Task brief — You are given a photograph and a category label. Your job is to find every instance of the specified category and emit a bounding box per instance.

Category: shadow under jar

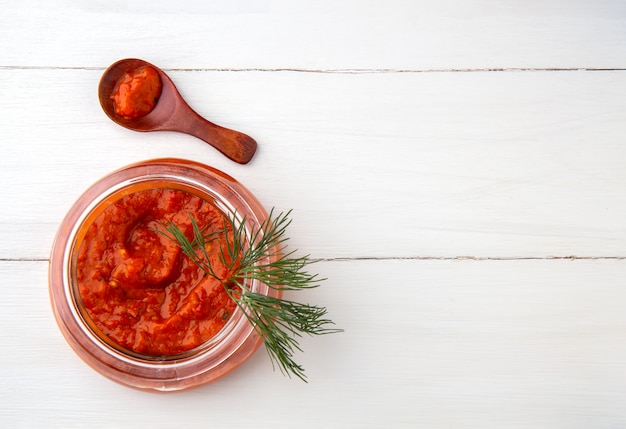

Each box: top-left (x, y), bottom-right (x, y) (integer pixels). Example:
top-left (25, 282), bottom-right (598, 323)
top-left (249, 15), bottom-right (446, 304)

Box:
top-left (49, 158), bottom-right (280, 392)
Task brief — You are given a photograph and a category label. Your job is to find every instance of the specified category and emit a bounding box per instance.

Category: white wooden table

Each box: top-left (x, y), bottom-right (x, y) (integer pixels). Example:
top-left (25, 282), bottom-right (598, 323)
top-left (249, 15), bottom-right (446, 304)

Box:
top-left (2, 1), bottom-right (626, 427)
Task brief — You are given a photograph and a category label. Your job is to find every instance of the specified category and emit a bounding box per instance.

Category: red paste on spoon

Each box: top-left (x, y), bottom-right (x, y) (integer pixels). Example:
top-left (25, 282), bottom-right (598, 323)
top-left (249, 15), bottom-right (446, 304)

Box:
top-left (111, 65), bottom-right (162, 119)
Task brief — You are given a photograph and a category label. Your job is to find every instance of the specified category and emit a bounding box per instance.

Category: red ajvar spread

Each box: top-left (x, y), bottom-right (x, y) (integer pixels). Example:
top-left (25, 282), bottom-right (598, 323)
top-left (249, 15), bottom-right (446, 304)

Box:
top-left (111, 66), bottom-right (162, 119)
top-left (77, 188), bottom-right (237, 356)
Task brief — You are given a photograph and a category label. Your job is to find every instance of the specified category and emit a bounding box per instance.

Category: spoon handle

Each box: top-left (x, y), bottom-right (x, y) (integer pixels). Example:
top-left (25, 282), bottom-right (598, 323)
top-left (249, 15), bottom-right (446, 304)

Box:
top-left (175, 106), bottom-right (257, 164)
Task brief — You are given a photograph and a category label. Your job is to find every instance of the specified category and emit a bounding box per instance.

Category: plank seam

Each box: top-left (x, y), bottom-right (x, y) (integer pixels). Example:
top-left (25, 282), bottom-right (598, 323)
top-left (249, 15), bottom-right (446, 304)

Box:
top-left (316, 256), bottom-right (626, 261)
top-left (0, 66), bottom-right (625, 74)
top-left (3, 256), bottom-right (626, 263)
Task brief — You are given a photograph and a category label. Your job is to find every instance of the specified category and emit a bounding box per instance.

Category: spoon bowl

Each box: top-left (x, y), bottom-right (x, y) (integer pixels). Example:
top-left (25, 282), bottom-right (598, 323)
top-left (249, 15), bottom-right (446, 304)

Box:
top-left (98, 58), bottom-right (257, 164)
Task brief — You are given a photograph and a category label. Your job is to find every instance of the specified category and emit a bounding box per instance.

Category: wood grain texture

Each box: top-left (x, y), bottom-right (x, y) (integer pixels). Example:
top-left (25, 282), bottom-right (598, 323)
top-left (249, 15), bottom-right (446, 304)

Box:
top-left (1, 259), bottom-right (625, 427)
top-left (1, 0), bottom-right (625, 70)
top-left (2, 68), bottom-right (626, 260)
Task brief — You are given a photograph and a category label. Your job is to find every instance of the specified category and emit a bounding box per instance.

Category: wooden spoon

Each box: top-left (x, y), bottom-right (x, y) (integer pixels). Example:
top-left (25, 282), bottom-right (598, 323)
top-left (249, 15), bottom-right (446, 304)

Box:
top-left (98, 58), bottom-right (257, 164)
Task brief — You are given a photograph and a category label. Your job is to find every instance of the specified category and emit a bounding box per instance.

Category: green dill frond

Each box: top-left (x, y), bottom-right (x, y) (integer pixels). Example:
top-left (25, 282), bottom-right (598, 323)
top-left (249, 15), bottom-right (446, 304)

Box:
top-left (160, 208), bottom-right (342, 382)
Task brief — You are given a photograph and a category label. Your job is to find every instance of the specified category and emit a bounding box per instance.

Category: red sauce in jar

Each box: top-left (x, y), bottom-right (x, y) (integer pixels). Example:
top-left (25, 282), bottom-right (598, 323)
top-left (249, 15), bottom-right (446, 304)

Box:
top-left (110, 66), bottom-right (162, 119)
top-left (77, 188), bottom-right (237, 356)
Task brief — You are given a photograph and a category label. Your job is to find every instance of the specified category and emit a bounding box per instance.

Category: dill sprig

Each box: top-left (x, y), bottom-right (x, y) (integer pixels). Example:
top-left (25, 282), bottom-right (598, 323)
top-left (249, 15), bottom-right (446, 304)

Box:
top-left (160, 208), bottom-right (341, 382)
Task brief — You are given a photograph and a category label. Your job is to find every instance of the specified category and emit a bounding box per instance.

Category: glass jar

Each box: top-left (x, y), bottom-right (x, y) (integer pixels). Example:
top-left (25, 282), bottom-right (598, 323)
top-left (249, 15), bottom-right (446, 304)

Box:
top-left (49, 158), bottom-right (279, 392)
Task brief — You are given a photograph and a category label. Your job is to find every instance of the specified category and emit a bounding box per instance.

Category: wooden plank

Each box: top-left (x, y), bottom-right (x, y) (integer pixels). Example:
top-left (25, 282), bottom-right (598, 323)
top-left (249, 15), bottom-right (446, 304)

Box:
top-left (1, 0), bottom-right (625, 70)
top-left (2, 68), bottom-right (626, 259)
top-left (3, 258), bottom-right (625, 427)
